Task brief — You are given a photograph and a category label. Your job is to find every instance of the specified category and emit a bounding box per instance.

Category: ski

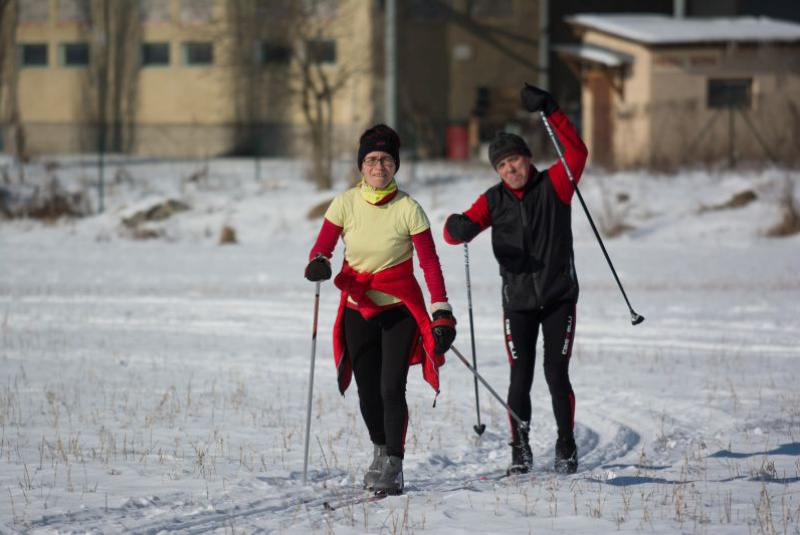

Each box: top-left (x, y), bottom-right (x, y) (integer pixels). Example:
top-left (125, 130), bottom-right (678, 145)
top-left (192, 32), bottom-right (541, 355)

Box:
top-left (322, 492), bottom-right (388, 511)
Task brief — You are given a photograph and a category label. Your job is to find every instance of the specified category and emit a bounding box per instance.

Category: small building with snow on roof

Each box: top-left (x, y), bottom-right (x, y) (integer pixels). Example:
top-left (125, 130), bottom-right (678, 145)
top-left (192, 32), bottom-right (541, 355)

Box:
top-left (555, 14), bottom-right (800, 170)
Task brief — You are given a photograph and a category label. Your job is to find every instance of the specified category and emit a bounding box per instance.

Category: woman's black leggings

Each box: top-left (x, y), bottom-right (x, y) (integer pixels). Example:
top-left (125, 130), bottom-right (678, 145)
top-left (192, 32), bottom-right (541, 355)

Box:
top-left (344, 306), bottom-right (418, 459)
top-left (503, 299), bottom-right (577, 443)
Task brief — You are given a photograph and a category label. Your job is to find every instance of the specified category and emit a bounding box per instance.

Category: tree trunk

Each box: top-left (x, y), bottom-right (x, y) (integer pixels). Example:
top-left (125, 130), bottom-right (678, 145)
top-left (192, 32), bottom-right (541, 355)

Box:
top-left (0, 0), bottom-right (25, 177)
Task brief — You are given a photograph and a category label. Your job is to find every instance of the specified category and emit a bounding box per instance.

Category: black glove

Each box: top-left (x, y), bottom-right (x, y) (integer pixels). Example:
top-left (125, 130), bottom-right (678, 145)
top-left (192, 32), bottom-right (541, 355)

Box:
top-left (445, 214), bottom-right (482, 243)
top-left (431, 309), bottom-right (457, 354)
top-left (520, 83), bottom-right (558, 116)
top-left (304, 254), bottom-right (331, 281)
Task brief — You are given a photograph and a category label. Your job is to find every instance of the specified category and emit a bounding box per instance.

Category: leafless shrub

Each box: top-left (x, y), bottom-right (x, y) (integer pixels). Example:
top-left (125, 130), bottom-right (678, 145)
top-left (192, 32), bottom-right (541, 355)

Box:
top-left (121, 199), bottom-right (190, 228)
top-left (218, 225), bottom-right (237, 245)
top-left (130, 228), bottom-right (163, 240)
top-left (765, 176), bottom-right (800, 237)
top-left (0, 177), bottom-right (91, 220)
top-left (698, 190), bottom-right (757, 214)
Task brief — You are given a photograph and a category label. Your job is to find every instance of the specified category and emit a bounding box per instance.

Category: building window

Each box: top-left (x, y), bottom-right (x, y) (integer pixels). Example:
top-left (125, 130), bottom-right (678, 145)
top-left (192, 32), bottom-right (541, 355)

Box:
top-left (470, 0), bottom-right (512, 18)
top-left (180, 0), bottom-right (213, 23)
top-left (57, 0), bottom-right (89, 23)
top-left (310, 0), bottom-right (337, 19)
top-left (707, 79), bottom-right (752, 109)
top-left (19, 44), bottom-right (48, 67)
top-left (61, 43), bottom-right (89, 66)
top-left (254, 0), bottom-right (290, 21)
top-left (18, 0), bottom-right (49, 23)
top-left (183, 42), bottom-right (213, 66)
top-left (141, 42), bottom-right (170, 66)
top-left (306, 39), bottom-right (336, 64)
top-left (140, 0), bottom-right (171, 22)
top-left (260, 41), bottom-right (291, 66)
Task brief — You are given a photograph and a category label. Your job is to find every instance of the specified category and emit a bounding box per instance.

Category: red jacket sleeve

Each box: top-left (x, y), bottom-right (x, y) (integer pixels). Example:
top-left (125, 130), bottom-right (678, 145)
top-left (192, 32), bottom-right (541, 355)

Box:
top-left (545, 109), bottom-right (588, 205)
top-left (411, 228), bottom-right (448, 304)
top-left (308, 218), bottom-right (342, 260)
top-left (443, 194), bottom-right (491, 244)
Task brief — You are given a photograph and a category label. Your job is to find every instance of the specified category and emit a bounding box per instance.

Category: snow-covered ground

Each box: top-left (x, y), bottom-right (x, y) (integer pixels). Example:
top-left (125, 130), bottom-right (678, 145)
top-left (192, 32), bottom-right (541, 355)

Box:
top-left (1, 155), bottom-right (799, 534)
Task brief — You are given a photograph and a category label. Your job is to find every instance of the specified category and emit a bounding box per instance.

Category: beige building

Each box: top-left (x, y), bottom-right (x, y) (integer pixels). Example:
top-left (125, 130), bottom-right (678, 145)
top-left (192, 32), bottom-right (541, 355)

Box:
top-left (555, 14), bottom-right (800, 170)
top-left (1, 0), bottom-right (378, 158)
top-left (0, 0), bottom-right (545, 161)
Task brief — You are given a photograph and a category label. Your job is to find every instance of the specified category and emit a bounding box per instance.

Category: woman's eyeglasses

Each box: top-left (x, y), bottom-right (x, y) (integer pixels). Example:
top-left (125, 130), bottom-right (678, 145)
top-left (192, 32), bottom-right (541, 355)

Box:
top-left (363, 156), bottom-right (395, 167)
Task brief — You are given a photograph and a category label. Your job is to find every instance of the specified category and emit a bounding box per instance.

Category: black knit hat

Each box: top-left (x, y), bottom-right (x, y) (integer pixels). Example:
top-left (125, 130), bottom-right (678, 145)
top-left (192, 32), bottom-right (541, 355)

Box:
top-left (358, 124), bottom-right (401, 172)
top-left (488, 131), bottom-right (531, 168)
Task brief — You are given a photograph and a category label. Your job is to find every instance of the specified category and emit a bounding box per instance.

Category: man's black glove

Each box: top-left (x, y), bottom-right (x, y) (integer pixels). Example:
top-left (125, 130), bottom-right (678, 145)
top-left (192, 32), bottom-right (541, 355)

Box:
top-left (520, 83), bottom-right (559, 116)
top-left (431, 309), bottom-right (457, 354)
top-left (304, 254), bottom-right (331, 282)
top-left (445, 213), bottom-right (482, 243)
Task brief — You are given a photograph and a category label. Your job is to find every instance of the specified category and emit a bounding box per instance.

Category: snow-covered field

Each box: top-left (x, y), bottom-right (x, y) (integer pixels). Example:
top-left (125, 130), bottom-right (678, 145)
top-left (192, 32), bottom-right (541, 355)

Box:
top-left (1, 155), bottom-right (799, 534)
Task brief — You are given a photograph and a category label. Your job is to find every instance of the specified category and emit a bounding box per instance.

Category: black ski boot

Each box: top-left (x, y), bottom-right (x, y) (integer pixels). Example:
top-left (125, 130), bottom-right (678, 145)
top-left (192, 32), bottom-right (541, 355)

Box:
top-left (507, 428), bottom-right (533, 475)
top-left (373, 455), bottom-right (404, 495)
top-left (363, 444), bottom-right (387, 490)
top-left (554, 432), bottom-right (578, 474)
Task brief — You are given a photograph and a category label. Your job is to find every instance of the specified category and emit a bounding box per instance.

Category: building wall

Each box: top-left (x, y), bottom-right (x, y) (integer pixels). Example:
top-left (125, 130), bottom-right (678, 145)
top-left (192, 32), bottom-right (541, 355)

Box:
top-left (8, 0), bottom-right (377, 158)
top-left (577, 31), bottom-right (653, 168)
top-left (645, 43), bottom-right (800, 168)
top-left (578, 31), bottom-right (800, 169)
top-left (398, 0), bottom-right (543, 156)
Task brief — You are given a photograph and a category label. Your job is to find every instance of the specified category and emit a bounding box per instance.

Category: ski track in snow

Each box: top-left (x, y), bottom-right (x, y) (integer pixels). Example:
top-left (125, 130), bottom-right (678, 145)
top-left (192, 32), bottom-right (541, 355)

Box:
top-left (15, 415), bottom-right (643, 533)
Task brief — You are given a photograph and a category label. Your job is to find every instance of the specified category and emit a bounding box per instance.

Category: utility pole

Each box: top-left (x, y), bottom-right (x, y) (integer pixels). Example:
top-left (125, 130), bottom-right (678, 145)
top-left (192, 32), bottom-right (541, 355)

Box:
top-left (538, 0), bottom-right (549, 90)
top-left (384, 0), bottom-right (397, 128)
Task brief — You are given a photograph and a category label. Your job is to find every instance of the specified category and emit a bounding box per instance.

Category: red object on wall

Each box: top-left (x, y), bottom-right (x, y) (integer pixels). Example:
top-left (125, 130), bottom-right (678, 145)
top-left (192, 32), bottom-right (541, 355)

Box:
top-left (446, 125), bottom-right (469, 160)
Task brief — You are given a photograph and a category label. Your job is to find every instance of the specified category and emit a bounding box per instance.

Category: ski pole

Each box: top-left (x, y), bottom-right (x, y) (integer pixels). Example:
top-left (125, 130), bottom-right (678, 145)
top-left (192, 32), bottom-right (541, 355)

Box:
top-left (539, 111), bottom-right (644, 326)
top-left (450, 344), bottom-right (528, 432)
top-left (463, 244), bottom-right (486, 435)
top-left (302, 281), bottom-right (321, 485)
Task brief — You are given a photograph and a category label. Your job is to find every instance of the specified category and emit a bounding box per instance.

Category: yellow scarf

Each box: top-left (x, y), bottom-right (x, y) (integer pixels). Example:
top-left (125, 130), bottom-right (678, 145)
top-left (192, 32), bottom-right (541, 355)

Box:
top-left (359, 179), bottom-right (397, 205)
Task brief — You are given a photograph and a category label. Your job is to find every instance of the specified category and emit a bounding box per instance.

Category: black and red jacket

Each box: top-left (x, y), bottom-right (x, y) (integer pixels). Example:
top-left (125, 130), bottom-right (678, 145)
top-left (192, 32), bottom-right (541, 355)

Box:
top-left (445, 110), bottom-right (588, 311)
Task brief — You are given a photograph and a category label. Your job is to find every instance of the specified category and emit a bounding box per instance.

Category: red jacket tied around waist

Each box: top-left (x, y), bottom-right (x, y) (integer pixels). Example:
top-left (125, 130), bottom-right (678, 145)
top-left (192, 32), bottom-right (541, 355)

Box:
top-left (332, 258), bottom-right (444, 395)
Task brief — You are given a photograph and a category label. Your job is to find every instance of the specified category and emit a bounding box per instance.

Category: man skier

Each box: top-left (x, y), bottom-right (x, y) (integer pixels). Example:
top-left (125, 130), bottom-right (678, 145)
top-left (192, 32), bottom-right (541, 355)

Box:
top-left (443, 84), bottom-right (588, 475)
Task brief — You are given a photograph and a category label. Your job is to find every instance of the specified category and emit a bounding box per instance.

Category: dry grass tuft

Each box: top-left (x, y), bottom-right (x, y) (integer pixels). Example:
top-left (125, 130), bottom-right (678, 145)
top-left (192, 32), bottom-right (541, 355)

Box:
top-left (766, 177), bottom-right (800, 238)
top-left (219, 225), bottom-right (238, 245)
top-left (698, 190), bottom-right (757, 213)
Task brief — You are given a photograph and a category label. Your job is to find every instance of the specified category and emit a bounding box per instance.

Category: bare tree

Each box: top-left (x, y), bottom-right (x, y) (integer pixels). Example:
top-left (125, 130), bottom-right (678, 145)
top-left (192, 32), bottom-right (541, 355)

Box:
top-left (226, 0), bottom-right (373, 190)
top-left (225, 0), bottom-right (284, 156)
top-left (86, 0), bottom-right (141, 154)
top-left (0, 0), bottom-right (27, 174)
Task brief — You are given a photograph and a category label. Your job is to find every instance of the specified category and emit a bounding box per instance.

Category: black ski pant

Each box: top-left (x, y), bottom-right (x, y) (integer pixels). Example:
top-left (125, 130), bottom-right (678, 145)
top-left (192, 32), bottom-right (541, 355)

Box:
top-left (503, 298), bottom-right (577, 444)
top-left (344, 305), bottom-right (418, 459)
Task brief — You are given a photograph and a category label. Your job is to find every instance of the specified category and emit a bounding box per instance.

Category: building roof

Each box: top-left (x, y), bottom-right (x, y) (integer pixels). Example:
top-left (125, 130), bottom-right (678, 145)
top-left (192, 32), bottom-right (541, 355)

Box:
top-left (566, 14), bottom-right (800, 45)
top-left (552, 43), bottom-right (633, 68)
